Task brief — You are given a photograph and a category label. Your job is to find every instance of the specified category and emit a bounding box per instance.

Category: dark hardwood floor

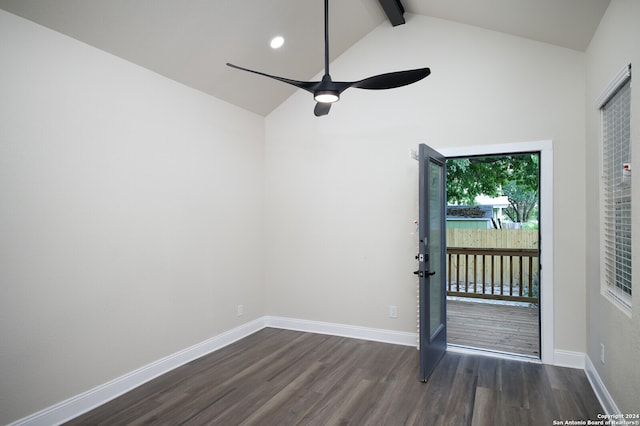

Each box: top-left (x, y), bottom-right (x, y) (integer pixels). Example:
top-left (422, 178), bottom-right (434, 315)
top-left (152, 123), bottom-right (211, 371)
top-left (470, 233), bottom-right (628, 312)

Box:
top-left (66, 328), bottom-right (602, 425)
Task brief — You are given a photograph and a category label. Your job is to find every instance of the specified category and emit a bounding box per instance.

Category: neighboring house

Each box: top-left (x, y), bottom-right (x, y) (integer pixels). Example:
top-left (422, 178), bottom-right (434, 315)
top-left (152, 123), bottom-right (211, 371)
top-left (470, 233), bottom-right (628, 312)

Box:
top-left (446, 205), bottom-right (495, 229)
top-left (475, 194), bottom-right (511, 224)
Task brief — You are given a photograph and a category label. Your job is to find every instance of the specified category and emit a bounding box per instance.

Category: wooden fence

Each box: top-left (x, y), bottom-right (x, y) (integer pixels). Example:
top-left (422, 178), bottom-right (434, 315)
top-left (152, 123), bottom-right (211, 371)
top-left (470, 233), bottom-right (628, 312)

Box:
top-left (447, 228), bottom-right (538, 249)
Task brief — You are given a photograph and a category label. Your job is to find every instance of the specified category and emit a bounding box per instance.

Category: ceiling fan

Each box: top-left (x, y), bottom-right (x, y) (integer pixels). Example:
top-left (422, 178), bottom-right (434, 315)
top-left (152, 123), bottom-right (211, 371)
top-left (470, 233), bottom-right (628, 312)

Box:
top-left (227, 0), bottom-right (431, 116)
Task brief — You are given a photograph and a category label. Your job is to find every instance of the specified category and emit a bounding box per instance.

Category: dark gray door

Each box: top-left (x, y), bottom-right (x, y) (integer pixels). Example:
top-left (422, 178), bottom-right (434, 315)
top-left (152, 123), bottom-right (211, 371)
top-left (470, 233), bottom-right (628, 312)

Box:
top-left (417, 143), bottom-right (447, 382)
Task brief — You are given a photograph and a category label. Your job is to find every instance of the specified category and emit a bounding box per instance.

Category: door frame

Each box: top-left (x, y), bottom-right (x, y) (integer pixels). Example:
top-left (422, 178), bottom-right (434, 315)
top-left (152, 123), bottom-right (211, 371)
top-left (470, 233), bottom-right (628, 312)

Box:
top-left (437, 139), bottom-right (554, 364)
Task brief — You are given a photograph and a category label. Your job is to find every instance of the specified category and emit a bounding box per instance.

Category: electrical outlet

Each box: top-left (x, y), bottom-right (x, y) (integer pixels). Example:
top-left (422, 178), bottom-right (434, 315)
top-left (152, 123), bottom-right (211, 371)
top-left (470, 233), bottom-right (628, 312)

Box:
top-left (237, 304), bottom-right (244, 317)
top-left (389, 305), bottom-right (398, 318)
top-left (600, 343), bottom-right (605, 364)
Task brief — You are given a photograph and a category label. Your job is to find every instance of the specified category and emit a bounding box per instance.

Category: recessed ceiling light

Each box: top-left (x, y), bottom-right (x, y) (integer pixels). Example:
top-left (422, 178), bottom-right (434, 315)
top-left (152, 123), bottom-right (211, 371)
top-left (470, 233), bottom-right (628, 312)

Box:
top-left (270, 36), bottom-right (284, 49)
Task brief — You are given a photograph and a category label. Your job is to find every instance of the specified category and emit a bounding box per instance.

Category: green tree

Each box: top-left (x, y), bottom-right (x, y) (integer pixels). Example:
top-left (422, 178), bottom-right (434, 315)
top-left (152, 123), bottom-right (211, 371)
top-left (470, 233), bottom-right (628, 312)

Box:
top-left (446, 153), bottom-right (539, 222)
top-left (446, 158), bottom-right (503, 204)
top-left (502, 180), bottom-right (538, 223)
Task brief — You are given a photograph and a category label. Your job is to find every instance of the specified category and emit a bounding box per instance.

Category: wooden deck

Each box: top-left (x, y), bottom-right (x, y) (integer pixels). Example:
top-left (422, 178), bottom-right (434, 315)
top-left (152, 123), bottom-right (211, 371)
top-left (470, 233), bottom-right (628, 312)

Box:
top-left (447, 298), bottom-right (540, 357)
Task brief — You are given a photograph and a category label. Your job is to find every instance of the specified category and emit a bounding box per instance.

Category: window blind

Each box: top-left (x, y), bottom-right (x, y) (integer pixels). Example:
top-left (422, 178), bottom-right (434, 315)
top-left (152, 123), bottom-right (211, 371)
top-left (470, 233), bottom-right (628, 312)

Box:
top-left (601, 74), bottom-right (632, 307)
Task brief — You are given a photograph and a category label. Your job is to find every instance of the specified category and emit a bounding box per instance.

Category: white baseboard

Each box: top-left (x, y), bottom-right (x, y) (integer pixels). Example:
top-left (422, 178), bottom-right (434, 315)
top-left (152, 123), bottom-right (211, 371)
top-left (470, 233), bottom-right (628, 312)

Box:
top-left (264, 316), bottom-right (418, 347)
top-left (553, 349), bottom-right (585, 369)
top-left (585, 355), bottom-right (621, 415)
top-left (9, 318), bottom-right (266, 426)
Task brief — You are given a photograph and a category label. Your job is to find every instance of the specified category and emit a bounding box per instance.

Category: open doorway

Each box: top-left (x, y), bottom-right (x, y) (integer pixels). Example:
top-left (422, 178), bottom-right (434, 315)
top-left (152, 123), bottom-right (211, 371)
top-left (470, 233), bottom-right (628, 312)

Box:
top-left (444, 152), bottom-right (541, 358)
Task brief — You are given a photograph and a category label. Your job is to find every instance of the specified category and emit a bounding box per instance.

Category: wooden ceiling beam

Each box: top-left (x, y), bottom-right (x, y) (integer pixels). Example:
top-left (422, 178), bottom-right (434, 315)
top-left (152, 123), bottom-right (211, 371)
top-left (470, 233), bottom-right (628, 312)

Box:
top-left (378, 0), bottom-right (405, 26)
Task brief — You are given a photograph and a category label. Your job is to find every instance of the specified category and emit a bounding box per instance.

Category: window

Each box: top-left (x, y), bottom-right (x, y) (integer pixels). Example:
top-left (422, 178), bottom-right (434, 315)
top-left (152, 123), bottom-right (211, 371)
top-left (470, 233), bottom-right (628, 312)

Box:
top-left (599, 64), bottom-right (632, 311)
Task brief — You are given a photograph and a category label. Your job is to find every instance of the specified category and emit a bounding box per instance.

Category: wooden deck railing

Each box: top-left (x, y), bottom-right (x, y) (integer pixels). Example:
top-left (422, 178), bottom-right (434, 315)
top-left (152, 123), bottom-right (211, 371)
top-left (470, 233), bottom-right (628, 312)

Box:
top-left (447, 247), bottom-right (539, 303)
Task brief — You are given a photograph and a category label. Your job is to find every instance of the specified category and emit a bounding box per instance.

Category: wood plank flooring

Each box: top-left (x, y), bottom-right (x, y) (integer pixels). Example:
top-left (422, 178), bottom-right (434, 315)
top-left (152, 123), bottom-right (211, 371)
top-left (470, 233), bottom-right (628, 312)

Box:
top-left (448, 299), bottom-right (539, 357)
top-left (66, 328), bottom-right (602, 426)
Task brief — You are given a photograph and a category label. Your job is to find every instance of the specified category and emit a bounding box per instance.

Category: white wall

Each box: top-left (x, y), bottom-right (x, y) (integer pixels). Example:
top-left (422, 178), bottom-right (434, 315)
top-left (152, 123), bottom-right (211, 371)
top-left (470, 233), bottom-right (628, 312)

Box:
top-left (0, 10), bottom-right (265, 424)
top-left (585, 0), bottom-right (640, 413)
top-left (265, 15), bottom-right (587, 354)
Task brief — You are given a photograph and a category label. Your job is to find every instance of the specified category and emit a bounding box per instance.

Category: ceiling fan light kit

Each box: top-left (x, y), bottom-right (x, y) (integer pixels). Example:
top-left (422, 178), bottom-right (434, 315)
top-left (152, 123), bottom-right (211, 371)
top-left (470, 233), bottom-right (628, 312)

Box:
top-left (314, 91), bottom-right (340, 103)
top-left (227, 0), bottom-right (430, 116)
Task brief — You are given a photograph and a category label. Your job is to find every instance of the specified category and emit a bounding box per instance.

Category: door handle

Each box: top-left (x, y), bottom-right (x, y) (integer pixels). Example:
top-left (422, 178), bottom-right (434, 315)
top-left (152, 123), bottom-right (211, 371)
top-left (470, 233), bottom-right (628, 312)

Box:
top-left (413, 270), bottom-right (436, 277)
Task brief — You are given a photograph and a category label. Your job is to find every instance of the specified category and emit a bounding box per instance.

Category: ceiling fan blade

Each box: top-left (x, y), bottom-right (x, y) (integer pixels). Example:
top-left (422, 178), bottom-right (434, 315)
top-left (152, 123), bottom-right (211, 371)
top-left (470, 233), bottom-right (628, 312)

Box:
top-left (226, 63), bottom-right (319, 93)
top-left (314, 102), bottom-right (332, 117)
top-left (351, 68), bottom-right (431, 90)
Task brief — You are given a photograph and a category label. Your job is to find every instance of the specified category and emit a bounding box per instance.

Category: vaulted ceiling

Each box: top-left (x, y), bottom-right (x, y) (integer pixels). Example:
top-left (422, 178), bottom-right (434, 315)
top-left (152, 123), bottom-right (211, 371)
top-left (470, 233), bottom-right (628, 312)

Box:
top-left (0, 0), bottom-right (610, 116)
